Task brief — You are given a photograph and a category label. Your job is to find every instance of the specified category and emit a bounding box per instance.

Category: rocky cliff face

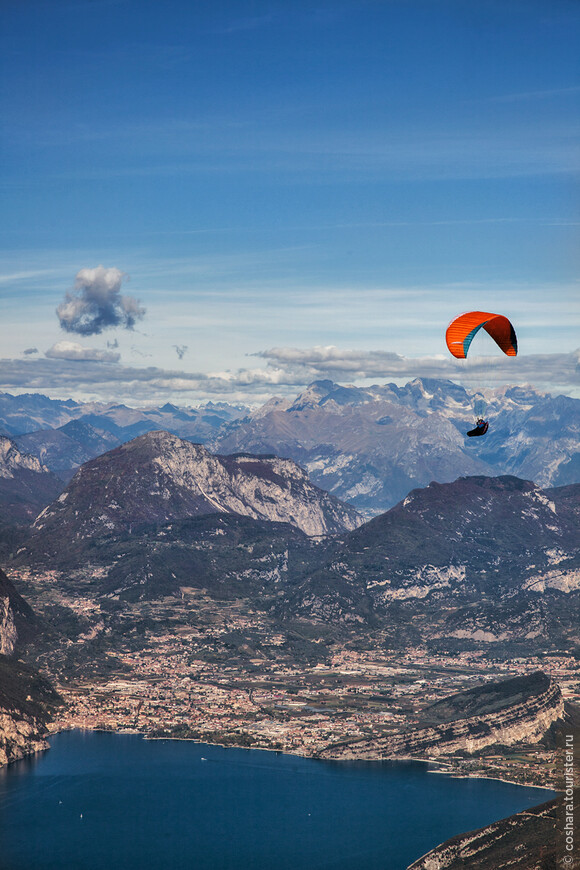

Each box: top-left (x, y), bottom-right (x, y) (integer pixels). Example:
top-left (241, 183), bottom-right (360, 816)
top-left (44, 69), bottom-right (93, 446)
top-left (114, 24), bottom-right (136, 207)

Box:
top-left (0, 436), bottom-right (47, 476)
top-left (0, 595), bottom-right (17, 656)
top-left (29, 431), bottom-right (361, 558)
top-left (0, 656), bottom-right (62, 766)
top-left (0, 568), bottom-right (59, 767)
top-left (0, 703), bottom-right (50, 766)
top-left (319, 673), bottom-right (563, 761)
top-left (0, 567), bottom-right (37, 655)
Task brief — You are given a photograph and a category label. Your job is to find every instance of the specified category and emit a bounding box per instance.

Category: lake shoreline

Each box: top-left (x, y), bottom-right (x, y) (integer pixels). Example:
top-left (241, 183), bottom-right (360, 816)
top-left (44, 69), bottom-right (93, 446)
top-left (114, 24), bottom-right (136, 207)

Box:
top-left (44, 723), bottom-right (560, 794)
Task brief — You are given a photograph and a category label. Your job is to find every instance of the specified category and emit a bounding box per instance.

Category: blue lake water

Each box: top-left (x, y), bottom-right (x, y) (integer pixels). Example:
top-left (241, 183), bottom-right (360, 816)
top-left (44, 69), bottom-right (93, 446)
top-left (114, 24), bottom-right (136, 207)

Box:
top-left (0, 730), bottom-right (555, 870)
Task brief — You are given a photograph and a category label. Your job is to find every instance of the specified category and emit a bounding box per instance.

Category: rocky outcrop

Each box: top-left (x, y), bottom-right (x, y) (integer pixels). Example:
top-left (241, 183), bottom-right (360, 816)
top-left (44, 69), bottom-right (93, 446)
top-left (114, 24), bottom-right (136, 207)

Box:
top-left (0, 708), bottom-right (50, 766)
top-left (0, 595), bottom-right (17, 655)
top-left (0, 567), bottom-right (37, 654)
top-left (0, 656), bottom-right (62, 767)
top-left (0, 568), bottom-right (57, 767)
top-left (319, 673), bottom-right (563, 760)
top-left (0, 436), bottom-right (48, 476)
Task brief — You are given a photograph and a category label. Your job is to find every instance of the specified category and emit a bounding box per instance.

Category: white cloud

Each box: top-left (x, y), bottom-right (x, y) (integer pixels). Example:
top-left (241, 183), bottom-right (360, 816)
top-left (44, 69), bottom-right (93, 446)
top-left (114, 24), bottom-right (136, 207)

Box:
top-left (45, 340), bottom-right (121, 362)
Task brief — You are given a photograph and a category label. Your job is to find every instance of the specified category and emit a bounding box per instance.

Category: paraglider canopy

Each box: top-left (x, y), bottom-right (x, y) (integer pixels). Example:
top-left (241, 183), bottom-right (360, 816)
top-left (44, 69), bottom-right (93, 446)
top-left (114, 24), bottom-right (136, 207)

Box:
top-left (445, 311), bottom-right (517, 360)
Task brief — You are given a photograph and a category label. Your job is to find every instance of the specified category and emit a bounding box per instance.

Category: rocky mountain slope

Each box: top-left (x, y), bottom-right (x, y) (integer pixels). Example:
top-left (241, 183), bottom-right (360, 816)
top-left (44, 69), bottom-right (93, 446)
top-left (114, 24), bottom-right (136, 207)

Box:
top-left (15, 468), bottom-right (580, 655)
top-left (406, 791), bottom-right (573, 870)
top-left (0, 436), bottom-right (63, 525)
top-left (28, 431), bottom-right (361, 559)
top-left (278, 476), bottom-right (580, 632)
top-left (212, 379), bottom-right (580, 514)
top-left (0, 656), bottom-right (62, 766)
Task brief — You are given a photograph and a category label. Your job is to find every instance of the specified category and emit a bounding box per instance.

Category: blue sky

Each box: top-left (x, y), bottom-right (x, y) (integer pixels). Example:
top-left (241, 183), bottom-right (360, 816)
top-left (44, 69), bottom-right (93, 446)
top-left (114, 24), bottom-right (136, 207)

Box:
top-left (1, 0), bottom-right (578, 405)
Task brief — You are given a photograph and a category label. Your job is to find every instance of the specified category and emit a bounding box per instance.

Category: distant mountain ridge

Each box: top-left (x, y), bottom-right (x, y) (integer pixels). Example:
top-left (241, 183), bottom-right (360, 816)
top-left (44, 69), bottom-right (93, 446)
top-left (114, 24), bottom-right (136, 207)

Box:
top-left (0, 391), bottom-right (246, 482)
top-left (212, 379), bottom-right (580, 514)
top-left (0, 391), bottom-right (246, 437)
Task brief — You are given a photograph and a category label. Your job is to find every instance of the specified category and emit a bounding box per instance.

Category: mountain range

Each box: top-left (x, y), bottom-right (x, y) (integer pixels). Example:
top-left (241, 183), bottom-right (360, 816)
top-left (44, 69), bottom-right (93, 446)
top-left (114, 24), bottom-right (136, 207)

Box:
top-left (1, 383), bottom-right (577, 869)
top-left (211, 379), bottom-right (580, 514)
top-left (2, 379), bottom-right (578, 516)
top-left (0, 391), bottom-right (245, 483)
top-left (12, 429), bottom-right (580, 656)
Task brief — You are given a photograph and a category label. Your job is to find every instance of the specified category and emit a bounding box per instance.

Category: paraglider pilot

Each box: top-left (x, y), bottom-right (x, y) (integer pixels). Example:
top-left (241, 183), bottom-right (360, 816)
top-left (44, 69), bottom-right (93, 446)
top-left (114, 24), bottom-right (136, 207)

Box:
top-left (467, 418), bottom-right (489, 437)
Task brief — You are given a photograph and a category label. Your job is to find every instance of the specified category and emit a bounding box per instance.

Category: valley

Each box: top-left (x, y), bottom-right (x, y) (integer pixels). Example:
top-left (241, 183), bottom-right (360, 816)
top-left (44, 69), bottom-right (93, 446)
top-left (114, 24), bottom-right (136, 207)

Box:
top-left (8, 555), bottom-right (579, 790)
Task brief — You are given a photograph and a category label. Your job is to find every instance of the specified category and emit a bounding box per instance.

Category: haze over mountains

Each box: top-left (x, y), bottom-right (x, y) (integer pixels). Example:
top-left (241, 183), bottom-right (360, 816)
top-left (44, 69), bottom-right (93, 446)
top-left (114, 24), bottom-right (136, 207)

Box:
top-left (0, 392), bottom-right (245, 483)
top-left (1, 378), bottom-right (579, 517)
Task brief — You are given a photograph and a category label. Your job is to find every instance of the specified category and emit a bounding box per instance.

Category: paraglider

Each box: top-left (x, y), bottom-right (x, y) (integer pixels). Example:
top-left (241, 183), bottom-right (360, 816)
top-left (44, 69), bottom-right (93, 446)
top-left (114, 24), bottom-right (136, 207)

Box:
top-left (445, 311), bottom-right (518, 437)
top-left (445, 311), bottom-right (517, 360)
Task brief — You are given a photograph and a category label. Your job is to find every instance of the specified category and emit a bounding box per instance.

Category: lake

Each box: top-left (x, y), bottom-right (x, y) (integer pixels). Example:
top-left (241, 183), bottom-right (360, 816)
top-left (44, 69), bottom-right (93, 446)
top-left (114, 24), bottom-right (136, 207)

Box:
top-left (0, 731), bottom-right (555, 870)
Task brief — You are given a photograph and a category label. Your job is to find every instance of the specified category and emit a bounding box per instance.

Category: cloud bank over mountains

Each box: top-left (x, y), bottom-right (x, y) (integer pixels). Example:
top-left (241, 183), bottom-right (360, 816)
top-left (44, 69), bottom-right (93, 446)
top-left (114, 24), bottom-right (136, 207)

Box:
top-left (1, 344), bottom-right (578, 405)
top-left (255, 346), bottom-right (580, 388)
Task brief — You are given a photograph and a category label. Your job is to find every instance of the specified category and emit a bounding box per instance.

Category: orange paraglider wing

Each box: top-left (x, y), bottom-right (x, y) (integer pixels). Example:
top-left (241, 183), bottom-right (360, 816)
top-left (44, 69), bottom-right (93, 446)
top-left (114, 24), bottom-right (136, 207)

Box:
top-left (445, 311), bottom-right (518, 360)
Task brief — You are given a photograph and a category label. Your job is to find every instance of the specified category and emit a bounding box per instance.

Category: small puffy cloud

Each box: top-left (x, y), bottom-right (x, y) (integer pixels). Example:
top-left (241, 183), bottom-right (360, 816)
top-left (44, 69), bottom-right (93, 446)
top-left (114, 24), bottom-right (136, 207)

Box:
top-left (22, 347), bottom-right (38, 355)
top-left (56, 265), bottom-right (146, 336)
top-left (45, 340), bottom-right (121, 362)
top-left (173, 345), bottom-right (188, 360)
